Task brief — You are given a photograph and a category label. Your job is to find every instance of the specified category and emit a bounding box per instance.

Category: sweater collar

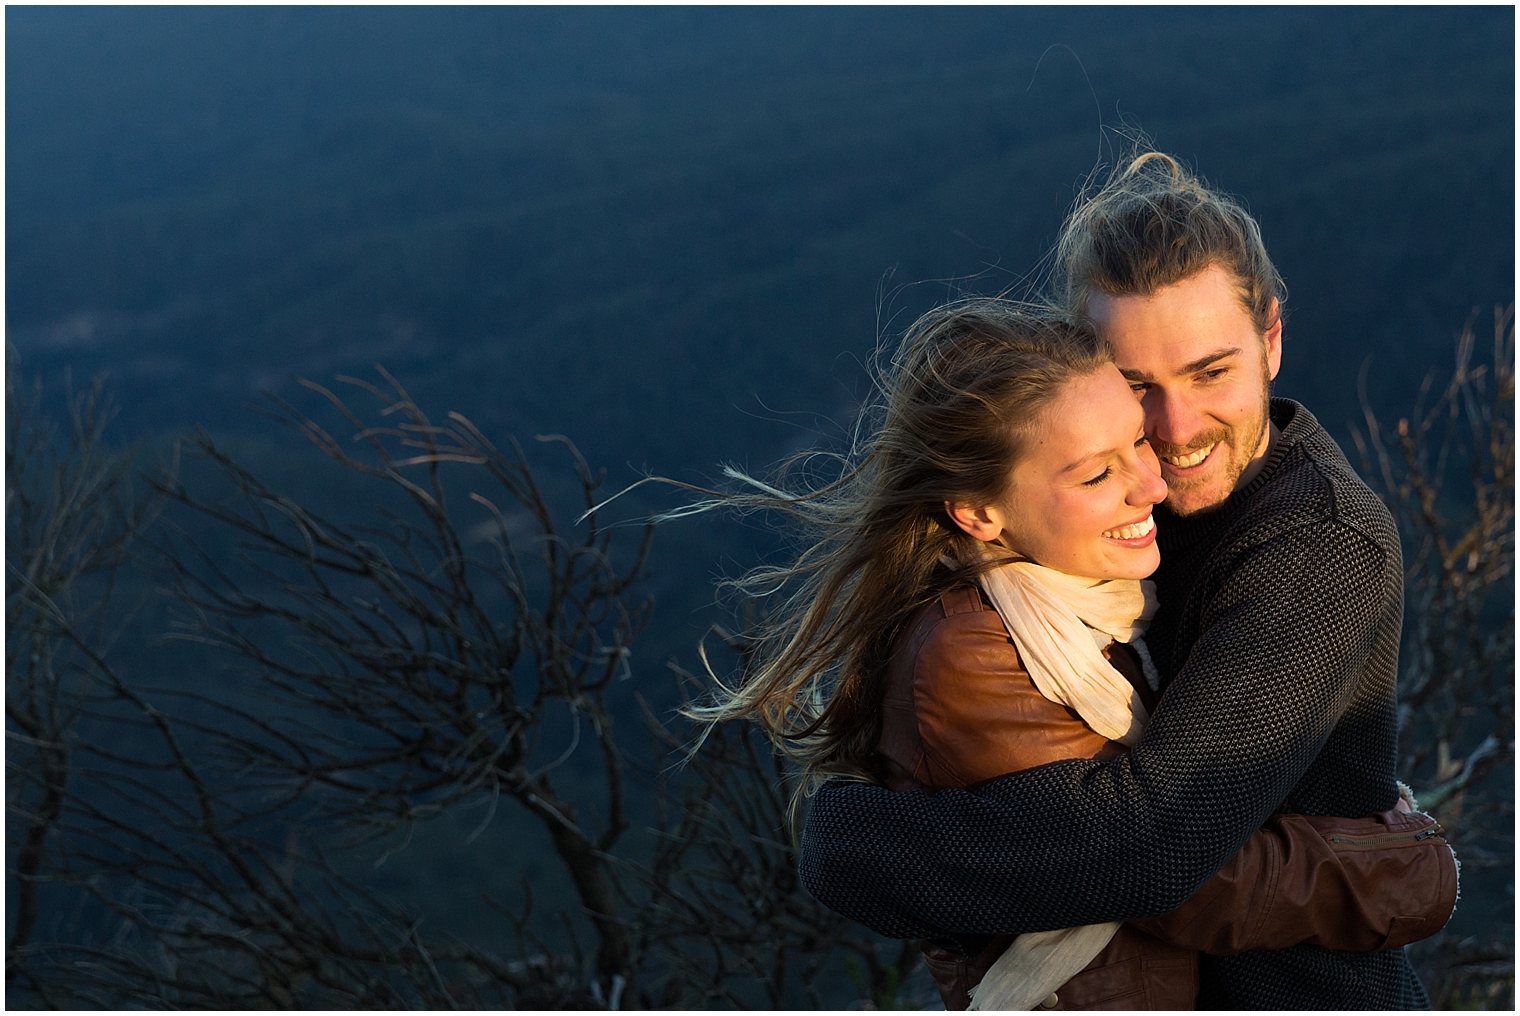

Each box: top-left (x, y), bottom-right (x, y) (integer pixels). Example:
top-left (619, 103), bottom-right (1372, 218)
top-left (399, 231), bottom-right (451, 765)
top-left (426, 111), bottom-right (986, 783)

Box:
top-left (1155, 398), bottom-right (1312, 546)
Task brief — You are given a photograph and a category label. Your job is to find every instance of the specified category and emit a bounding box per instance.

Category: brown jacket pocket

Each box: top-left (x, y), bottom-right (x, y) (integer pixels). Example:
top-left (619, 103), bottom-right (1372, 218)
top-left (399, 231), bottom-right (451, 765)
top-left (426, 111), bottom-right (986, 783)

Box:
top-left (1131, 808), bottom-right (1457, 954)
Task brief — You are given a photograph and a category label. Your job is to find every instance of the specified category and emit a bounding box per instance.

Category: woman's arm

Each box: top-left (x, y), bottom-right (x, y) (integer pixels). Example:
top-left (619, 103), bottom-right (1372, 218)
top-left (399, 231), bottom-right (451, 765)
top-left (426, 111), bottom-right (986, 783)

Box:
top-left (1131, 807), bottom-right (1457, 954)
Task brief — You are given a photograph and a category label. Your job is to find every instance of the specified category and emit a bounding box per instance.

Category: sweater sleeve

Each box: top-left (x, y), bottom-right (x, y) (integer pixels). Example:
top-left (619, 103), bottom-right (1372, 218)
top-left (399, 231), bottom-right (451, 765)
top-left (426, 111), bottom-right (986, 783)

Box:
top-left (798, 521), bottom-right (1391, 943)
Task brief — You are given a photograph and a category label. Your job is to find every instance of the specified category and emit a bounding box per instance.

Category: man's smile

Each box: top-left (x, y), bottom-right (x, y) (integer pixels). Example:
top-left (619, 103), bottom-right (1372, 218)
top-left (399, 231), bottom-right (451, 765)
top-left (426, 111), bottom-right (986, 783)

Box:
top-left (1158, 442), bottom-right (1218, 471)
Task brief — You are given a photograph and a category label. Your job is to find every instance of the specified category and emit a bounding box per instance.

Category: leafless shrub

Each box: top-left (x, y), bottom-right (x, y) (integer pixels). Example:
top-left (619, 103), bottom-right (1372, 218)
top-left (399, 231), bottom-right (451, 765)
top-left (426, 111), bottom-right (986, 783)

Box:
top-left (15, 304), bottom-right (1512, 1009)
top-left (1353, 304), bottom-right (1515, 1010)
top-left (6, 371), bottom-right (161, 988)
top-left (142, 368), bottom-right (653, 1004)
top-left (7, 366), bottom-right (917, 1009)
top-left (628, 622), bottom-right (925, 1009)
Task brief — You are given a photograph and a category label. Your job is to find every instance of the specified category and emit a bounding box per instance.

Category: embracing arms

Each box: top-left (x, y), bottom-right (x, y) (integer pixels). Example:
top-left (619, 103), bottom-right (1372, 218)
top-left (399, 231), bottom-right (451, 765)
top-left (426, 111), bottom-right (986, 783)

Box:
top-left (800, 522), bottom-right (1408, 943)
top-left (880, 579), bottom-right (1456, 960)
top-left (1137, 806), bottom-right (1455, 954)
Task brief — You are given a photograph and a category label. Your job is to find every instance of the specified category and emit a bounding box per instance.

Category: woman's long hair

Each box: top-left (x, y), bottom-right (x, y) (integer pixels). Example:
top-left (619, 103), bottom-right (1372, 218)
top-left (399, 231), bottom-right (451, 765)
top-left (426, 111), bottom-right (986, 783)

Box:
top-left (689, 299), bottom-right (1111, 797)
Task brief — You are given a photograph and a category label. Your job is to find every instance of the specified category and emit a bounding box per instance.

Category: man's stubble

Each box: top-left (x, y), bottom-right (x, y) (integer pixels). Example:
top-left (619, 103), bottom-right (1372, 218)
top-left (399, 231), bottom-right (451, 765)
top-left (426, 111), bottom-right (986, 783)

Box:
top-left (1155, 349), bottom-right (1273, 517)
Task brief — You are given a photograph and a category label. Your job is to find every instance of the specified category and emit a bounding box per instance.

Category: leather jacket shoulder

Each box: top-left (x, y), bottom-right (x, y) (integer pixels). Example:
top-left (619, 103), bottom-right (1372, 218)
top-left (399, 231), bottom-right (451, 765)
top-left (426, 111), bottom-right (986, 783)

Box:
top-left (879, 586), bottom-right (1120, 791)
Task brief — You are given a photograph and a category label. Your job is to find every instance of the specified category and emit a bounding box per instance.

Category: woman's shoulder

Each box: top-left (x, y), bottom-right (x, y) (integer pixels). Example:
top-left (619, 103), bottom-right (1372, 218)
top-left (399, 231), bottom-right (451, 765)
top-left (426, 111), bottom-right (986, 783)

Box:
top-left (880, 585), bottom-right (1021, 789)
top-left (896, 585), bottom-right (1011, 659)
top-left (886, 585), bottom-right (1021, 699)
top-left (884, 583), bottom-right (1118, 789)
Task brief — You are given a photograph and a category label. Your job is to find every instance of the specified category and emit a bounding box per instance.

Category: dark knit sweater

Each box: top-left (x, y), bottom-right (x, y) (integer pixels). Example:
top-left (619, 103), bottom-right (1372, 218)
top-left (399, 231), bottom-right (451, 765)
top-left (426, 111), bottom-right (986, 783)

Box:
top-left (799, 399), bottom-right (1428, 1009)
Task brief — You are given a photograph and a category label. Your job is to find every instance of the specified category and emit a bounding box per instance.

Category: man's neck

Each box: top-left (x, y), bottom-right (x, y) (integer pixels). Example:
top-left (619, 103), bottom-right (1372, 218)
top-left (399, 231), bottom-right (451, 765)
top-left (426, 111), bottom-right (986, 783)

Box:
top-left (1234, 419), bottom-right (1281, 494)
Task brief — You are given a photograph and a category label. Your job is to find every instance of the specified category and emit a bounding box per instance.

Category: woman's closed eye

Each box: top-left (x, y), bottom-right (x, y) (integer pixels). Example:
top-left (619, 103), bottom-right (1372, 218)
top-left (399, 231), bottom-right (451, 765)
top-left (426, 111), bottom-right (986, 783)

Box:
top-left (1082, 467), bottom-right (1112, 487)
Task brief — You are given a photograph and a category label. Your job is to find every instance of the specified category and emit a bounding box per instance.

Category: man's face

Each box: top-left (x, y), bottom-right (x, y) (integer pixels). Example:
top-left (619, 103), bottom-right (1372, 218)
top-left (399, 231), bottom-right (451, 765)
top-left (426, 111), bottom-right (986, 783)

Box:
top-left (1086, 265), bottom-right (1282, 516)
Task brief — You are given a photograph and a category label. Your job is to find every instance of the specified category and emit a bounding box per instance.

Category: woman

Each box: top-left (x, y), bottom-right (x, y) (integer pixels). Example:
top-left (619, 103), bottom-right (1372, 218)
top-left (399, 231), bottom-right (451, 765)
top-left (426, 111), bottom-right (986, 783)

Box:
top-left (693, 299), bottom-right (1455, 1009)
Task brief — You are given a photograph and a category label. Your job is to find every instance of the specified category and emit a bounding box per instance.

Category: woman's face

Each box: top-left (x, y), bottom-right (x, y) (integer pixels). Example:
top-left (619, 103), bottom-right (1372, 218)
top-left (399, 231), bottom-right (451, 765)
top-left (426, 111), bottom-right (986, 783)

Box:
top-left (952, 364), bottom-right (1168, 580)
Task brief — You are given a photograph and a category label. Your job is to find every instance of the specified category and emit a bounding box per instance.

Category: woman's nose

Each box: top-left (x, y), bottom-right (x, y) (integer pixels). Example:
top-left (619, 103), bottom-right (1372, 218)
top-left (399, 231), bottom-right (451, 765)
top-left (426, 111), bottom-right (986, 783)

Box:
top-left (1128, 450), bottom-right (1168, 506)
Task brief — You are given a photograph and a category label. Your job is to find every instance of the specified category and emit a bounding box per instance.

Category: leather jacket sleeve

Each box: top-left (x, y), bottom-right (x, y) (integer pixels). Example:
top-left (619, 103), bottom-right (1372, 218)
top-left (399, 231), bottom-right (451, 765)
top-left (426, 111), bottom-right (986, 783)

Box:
top-left (1131, 807), bottom-right (1457, 954)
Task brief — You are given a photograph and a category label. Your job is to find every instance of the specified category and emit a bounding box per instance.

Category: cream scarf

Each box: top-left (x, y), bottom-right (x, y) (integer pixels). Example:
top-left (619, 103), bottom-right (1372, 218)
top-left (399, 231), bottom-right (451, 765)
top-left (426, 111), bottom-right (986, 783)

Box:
top-left (961, 550), bottom-right (1159, 1011)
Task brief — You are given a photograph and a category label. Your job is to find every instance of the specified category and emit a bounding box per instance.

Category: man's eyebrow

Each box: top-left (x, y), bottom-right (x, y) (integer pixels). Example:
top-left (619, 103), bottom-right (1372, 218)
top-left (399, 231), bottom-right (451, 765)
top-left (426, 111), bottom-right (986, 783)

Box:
top-left (1120, 347), bottom-right (1241, 382)
top-left (1179, 347), bottom-right (1242, 374)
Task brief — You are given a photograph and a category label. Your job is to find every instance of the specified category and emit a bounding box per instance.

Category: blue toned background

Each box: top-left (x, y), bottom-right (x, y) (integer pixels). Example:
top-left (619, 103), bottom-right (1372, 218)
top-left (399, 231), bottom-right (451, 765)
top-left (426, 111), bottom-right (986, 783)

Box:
top-left (9, 8), bottom-right (1512, 469)
top-left (7, 5), bottom-right (1513, 998)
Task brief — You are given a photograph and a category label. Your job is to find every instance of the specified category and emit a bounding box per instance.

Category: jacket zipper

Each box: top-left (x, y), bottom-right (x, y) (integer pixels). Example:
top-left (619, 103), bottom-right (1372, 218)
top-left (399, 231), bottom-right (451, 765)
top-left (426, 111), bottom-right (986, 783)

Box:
top-left (1326, 826), bottom-right (1443, 847)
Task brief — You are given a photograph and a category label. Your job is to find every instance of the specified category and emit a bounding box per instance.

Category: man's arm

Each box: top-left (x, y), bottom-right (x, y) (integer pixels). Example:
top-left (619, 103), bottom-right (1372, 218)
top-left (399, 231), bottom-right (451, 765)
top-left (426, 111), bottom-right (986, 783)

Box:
top-left (799, 522), bottom-right (1392, 944)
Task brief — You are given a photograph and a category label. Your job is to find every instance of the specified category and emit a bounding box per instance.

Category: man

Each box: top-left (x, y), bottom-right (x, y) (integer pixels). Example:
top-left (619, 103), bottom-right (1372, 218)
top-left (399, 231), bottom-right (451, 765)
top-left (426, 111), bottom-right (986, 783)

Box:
top-left (798, 153), bottom-right (1430, 1008)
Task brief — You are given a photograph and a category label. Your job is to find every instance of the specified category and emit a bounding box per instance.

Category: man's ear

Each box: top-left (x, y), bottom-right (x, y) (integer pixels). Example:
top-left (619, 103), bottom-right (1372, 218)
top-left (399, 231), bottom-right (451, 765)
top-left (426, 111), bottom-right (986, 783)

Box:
top-left (1263, 300), bottom-right (1284, 381)
top-left (945, 501), bottom-right (1004, 542)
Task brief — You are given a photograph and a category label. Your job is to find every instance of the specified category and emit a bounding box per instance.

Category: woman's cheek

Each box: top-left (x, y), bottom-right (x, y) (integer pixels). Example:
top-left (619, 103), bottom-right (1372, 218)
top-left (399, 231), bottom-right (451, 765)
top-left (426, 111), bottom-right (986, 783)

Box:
top-left (1063, 495), bottom-right (1109, 564)
top-left (1075, 494), bottom-right (1110, 541)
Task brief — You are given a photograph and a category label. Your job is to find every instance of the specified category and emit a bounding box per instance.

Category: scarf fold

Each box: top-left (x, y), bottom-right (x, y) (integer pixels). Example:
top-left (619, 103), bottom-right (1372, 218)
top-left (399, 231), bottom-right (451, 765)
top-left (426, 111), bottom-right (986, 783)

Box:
top-left (969, 924), bottom-right (1123, 1011)
top-left (959, 546), bottom-right (1160, 1010)
top-left (973, 552), bottom-right (1159, 746)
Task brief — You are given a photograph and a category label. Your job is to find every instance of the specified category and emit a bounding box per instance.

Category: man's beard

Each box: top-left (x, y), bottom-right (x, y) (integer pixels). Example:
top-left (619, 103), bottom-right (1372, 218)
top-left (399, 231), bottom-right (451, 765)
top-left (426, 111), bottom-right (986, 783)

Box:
top-left (1155, 386), bottom-right (1271, 517)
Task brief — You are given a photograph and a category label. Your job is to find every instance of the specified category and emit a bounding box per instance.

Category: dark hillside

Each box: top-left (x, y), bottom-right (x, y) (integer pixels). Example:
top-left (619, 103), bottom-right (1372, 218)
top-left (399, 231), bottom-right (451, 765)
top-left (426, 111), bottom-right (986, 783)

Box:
top-left (7, 7), bottom-right (1512, 475)
top-left (6, 8), bottom-right (1513, 1006)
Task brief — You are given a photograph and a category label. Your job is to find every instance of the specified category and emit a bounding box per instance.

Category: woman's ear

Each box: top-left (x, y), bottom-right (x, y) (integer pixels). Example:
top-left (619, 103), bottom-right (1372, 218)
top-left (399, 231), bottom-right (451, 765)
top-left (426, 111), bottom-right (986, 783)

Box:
top-left (945, 501), bottom-right (1005, 542)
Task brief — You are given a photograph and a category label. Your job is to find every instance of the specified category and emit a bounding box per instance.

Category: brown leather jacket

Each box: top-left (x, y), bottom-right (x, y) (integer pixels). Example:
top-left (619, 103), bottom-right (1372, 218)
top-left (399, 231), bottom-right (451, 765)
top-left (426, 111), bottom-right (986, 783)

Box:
top-left (878, 587), bottom-right (1458, 1011)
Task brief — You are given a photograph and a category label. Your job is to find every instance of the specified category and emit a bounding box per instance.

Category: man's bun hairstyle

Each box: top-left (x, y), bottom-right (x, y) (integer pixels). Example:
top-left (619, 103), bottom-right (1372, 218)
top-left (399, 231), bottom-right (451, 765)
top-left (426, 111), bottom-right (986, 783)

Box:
top-left (1056, 150), bottom-right (1286, 335)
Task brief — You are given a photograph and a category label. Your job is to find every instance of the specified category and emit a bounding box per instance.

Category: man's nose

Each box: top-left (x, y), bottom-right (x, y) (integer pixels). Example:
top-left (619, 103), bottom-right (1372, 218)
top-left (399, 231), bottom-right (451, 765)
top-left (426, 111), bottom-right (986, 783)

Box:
top-left (1143, 388), bottom-right (1204, 449)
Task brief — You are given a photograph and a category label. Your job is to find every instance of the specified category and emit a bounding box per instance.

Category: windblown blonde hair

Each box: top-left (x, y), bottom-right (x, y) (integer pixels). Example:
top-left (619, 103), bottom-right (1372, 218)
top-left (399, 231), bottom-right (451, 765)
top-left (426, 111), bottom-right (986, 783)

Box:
top-left (689, 299), bottom-right (1110, 797)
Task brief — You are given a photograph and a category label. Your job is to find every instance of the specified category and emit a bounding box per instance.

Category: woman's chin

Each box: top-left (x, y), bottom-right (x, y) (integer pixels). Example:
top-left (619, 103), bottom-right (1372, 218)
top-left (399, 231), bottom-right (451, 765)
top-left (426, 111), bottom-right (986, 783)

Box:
top-left (1090, 544), bottom-right (1161, 581)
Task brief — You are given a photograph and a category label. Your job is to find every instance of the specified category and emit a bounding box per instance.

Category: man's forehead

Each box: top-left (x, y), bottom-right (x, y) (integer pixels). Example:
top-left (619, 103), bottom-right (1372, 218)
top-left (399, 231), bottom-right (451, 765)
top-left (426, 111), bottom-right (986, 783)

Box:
top-left (1084, 266), bottom-right (1265, 362)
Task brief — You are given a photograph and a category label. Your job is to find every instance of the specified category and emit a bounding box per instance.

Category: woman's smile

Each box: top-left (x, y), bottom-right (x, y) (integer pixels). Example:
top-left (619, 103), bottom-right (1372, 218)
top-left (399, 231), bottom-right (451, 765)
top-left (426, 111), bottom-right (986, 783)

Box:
top-left (1101, 511), bottom-right (1156, 545)
top-left (982, 364), bottom-right (1168, 580)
